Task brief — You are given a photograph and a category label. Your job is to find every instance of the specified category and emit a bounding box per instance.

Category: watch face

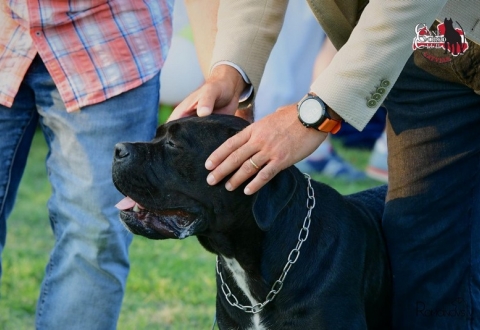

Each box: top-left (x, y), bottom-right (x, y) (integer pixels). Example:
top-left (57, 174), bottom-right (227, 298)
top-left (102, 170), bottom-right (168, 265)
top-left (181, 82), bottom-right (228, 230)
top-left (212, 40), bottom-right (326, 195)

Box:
top-left (299, 98), bottom-right (324, 125)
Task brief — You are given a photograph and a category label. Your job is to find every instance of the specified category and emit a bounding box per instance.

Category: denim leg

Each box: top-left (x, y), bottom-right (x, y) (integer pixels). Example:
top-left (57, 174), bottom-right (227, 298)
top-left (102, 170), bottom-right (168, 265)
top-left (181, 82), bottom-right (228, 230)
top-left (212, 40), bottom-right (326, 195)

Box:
top-left (383, 55), bottom-right (480, 329)
top-left (27, 60), bottom-right (159, 330)
top-left (0, 83), bottom-right (38, 278)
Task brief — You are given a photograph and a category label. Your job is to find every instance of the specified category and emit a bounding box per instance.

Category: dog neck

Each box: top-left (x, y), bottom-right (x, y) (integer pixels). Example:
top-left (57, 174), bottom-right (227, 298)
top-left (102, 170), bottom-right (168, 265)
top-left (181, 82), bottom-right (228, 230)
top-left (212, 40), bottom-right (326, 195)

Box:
top-left (198, 169), bottom-right (310, 328)
top-left (196, 208), bottom-right (274, 330)
top-left (197, 208), bottom-right (265, 279)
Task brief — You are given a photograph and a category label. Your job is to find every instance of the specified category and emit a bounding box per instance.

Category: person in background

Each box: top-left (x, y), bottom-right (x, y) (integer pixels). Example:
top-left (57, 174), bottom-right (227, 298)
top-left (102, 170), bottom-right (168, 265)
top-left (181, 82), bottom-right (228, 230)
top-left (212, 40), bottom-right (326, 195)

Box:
top-left (0, 1), bottom-right (173, 329)
top-left (173, 0), bottom-right (480, 328)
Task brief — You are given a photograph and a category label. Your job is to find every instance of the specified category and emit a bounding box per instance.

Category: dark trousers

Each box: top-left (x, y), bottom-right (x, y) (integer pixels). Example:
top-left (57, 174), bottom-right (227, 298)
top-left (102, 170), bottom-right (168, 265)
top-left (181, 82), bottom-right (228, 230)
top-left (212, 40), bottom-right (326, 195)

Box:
top-left (383, 55), bottom-right (480, 329)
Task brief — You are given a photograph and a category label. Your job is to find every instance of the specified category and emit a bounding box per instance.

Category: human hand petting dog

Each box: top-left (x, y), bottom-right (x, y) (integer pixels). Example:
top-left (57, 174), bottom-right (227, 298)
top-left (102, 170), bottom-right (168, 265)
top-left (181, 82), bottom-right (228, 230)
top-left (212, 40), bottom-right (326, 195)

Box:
top-left (169, 64), bottom-right (247, 120)
top-left (168, 64), bottom-right (328, 195)
top-left (205, 106), bottom-right (328, 195)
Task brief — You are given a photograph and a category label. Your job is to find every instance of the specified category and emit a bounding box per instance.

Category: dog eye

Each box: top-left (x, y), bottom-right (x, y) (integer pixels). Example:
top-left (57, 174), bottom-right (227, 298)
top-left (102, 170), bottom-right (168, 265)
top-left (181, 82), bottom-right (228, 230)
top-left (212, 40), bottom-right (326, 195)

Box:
top-left (165, 140), bottom-right (176, 148)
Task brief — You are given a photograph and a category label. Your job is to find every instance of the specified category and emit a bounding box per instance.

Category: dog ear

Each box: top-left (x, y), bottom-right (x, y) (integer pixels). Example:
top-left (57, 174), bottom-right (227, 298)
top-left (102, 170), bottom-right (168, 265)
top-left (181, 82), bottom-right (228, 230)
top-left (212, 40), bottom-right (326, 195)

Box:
top-left (252, 167), bottom-right (297, 231)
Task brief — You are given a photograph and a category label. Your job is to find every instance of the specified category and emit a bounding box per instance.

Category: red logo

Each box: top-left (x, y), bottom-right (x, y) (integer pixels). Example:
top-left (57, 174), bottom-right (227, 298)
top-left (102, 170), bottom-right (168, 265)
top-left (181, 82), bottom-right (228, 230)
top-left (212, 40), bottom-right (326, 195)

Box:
top-left (413, 18), bottom-right (469, 56)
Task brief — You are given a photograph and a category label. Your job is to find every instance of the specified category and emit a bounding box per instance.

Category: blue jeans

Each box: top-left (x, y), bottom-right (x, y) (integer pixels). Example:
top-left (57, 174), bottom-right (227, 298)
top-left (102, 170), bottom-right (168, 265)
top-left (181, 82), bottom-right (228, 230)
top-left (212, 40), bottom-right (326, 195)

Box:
top-left (0, 55), bottom-right (159, 329)
top-left (383, 55), bottom-right (480, 329)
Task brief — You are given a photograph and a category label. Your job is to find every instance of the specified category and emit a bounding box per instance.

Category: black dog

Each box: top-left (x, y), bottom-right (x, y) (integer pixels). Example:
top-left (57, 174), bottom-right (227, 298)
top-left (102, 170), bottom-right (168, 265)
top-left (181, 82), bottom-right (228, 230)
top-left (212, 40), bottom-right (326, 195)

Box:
top-left (112, 115), bottom-right (391, 329)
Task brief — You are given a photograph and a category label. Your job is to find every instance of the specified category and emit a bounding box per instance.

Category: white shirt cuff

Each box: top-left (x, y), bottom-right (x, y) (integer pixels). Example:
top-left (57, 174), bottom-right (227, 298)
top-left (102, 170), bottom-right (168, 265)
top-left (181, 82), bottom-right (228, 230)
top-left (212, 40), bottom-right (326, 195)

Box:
top-left (212, 61), bottom-right (254, 102)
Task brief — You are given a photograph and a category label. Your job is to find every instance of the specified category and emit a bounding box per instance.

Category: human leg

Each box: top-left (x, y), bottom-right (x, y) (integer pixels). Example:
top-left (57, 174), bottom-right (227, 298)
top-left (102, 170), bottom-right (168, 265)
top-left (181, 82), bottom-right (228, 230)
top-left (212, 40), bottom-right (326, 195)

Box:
top-left (0, 81), bottom-right (38, 277)
top-left (383, 55), bottom-right (480, 329)
top-left (26, 56), bottom-right (159, 330)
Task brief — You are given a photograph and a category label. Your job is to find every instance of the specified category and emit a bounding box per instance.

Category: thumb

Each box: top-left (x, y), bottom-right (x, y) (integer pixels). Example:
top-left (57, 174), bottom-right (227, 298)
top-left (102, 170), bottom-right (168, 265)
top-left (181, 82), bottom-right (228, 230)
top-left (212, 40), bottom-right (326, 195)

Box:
top-left (195, 85), bottom-right (223, 117)
top-left (168, 96), bottom-right (198, 122)
top-left (197, 105), bottom-right (213, 117)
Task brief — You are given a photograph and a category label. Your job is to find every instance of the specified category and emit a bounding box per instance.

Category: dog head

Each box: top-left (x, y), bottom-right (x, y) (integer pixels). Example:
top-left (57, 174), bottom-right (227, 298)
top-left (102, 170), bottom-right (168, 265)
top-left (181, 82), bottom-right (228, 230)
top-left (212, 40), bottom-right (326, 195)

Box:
top-left (112, 115), bottom-right (254, 240)
top-left (112, 114), bottom-right (298, 243)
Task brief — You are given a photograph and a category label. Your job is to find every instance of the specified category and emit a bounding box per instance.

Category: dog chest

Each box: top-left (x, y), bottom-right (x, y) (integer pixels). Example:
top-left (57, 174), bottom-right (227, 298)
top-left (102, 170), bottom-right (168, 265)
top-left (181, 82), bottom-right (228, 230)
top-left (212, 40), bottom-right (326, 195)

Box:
top-left (222, 257), bottom-right (267, 330)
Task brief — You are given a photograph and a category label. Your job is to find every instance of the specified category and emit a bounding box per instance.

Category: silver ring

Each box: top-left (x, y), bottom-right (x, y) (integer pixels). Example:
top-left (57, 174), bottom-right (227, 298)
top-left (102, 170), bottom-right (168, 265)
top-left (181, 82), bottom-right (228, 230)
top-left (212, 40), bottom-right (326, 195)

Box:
top-left (249, 157), bottom-right (260, 170)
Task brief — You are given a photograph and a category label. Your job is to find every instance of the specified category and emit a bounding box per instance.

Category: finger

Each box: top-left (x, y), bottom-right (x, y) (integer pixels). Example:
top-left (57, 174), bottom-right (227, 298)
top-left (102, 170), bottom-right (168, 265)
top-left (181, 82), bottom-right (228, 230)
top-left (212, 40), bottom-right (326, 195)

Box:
top-left (194, 84), bottom-right (214, 116)
top-left (196, 83), bottom-right (228, 117)
top-left (223, 154), bottom-right (266, 192)
top-left (169, 94), bottom-right (199, 121)
top-left (243, 162), bottom-right (280, 195)
top-left (205, 129), bottom-right (254, 186)
top-left (206, 143), bottom-right (254, 187)
top-left (206, 126), bottom-right (251, 170)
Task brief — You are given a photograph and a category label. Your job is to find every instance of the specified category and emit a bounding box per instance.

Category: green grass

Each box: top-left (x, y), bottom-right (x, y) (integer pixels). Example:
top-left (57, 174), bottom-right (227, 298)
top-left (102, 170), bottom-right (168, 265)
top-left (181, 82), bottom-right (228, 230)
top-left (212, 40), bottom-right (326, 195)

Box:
top-left (0, 119), bottom-right (382, 329)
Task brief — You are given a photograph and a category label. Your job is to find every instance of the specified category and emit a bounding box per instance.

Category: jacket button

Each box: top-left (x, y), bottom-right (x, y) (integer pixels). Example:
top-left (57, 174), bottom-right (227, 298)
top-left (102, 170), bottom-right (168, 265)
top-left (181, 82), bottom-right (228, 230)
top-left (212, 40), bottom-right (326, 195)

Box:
top-left (380, 79), bottom-right (390, 87)
top-left (376, 87), bottom-right (386, 94)
top-left (367, 99), bottom-right (377, 108)
top-left (371, 93), bottom-right (382, 101)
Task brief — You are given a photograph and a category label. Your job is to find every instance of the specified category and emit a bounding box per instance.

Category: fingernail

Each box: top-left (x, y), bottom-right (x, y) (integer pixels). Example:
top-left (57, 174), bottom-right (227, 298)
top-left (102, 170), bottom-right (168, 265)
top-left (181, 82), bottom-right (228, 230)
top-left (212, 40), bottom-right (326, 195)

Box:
top-left (244, 187), bottom-right (252, 195)
top-left (225, 182), bottom-right (232, 191)
top-left (207, 173), bottom-right (216, 185)
top-left (198, 106), bottom-right (210, 117)
top-left (205, 159), bottom-right (213, 170)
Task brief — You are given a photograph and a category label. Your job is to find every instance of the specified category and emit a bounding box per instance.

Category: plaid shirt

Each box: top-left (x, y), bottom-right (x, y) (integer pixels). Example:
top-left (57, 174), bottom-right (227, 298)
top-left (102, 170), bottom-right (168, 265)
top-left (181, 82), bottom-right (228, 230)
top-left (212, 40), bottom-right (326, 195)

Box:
top-left (0, 0), bottom-right (173, 111)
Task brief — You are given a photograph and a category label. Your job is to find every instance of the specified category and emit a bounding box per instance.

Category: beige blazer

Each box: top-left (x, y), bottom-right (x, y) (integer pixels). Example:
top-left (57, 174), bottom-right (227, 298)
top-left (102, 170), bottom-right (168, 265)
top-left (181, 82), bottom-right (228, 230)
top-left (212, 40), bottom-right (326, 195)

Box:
top-left (211, 0), bottom-right (478, 130)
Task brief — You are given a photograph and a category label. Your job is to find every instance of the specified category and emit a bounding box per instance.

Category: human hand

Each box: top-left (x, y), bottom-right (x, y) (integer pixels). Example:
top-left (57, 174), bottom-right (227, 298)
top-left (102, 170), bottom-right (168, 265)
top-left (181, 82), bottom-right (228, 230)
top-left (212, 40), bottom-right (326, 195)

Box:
top-left (205, 104), bottom-right (329, 195)
top-left (168, 64), bottom-right (248, 121)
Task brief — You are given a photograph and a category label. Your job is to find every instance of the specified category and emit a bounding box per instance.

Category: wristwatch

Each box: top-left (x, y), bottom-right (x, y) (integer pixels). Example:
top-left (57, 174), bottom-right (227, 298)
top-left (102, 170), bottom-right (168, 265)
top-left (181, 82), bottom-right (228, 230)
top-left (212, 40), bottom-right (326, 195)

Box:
top-left (297, 93), bottom-right (342, 134)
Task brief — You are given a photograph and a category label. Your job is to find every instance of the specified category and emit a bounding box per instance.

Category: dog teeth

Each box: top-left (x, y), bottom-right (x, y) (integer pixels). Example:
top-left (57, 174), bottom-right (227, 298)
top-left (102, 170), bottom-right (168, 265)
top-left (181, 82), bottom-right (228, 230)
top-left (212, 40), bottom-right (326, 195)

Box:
top-left (133, 204), bottom-right (140, 213)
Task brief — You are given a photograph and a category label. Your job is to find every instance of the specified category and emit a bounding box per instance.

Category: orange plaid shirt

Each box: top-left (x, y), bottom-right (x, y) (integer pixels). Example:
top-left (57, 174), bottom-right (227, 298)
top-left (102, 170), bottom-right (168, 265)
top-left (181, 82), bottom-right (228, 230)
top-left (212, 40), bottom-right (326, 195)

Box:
top-left (0, 0), bottom-right (173, 111)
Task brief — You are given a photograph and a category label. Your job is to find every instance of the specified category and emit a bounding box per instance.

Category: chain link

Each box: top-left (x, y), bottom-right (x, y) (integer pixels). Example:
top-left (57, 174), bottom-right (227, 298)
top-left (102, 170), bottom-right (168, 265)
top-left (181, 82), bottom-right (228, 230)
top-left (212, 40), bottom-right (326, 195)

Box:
top-left (216, 174), bottom-right (315, 314)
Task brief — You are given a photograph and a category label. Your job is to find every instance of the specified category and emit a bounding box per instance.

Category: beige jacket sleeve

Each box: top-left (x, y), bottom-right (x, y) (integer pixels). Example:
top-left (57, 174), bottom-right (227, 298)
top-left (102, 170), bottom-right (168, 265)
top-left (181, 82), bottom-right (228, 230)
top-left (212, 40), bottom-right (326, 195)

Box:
top-left (311, 0), bottom-right (448, 130)
top-left (210, 0), bottom-right (288, 105)
top-left (212, 0), bottom-right (448, 130)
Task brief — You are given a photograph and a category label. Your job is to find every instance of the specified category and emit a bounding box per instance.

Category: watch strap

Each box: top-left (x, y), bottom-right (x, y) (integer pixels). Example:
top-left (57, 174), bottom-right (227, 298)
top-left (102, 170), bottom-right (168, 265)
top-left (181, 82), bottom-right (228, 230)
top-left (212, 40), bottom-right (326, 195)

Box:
top-left (317, 117), bottom-right (342, 134)
top-left (299, 93), bottom-right (342, 134)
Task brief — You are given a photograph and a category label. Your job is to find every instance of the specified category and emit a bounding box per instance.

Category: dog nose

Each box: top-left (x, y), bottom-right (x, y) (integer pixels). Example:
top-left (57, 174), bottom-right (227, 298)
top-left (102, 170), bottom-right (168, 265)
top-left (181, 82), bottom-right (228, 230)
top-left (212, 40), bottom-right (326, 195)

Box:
top-left (114, 143), bottom-right (131, 160)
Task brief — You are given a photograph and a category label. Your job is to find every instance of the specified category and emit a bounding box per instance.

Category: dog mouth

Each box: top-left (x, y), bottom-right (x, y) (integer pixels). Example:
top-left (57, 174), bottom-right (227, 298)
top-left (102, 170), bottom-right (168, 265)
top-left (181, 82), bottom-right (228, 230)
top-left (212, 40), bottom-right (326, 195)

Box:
top-left (115, 196), bottom-right (203, 239)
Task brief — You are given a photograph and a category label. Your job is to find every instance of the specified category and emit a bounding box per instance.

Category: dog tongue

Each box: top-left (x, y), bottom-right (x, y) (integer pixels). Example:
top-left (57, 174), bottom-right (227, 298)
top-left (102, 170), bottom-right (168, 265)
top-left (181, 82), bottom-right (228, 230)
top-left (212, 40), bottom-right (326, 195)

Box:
top-left (115, 196), bottom-right (136, 210)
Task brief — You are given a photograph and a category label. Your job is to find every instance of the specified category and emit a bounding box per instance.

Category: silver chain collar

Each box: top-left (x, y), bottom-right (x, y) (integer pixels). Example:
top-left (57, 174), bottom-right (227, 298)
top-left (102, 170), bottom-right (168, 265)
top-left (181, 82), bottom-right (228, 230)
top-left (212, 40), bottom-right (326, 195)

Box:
top-left (215, 173), bottom-right (315, 315)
